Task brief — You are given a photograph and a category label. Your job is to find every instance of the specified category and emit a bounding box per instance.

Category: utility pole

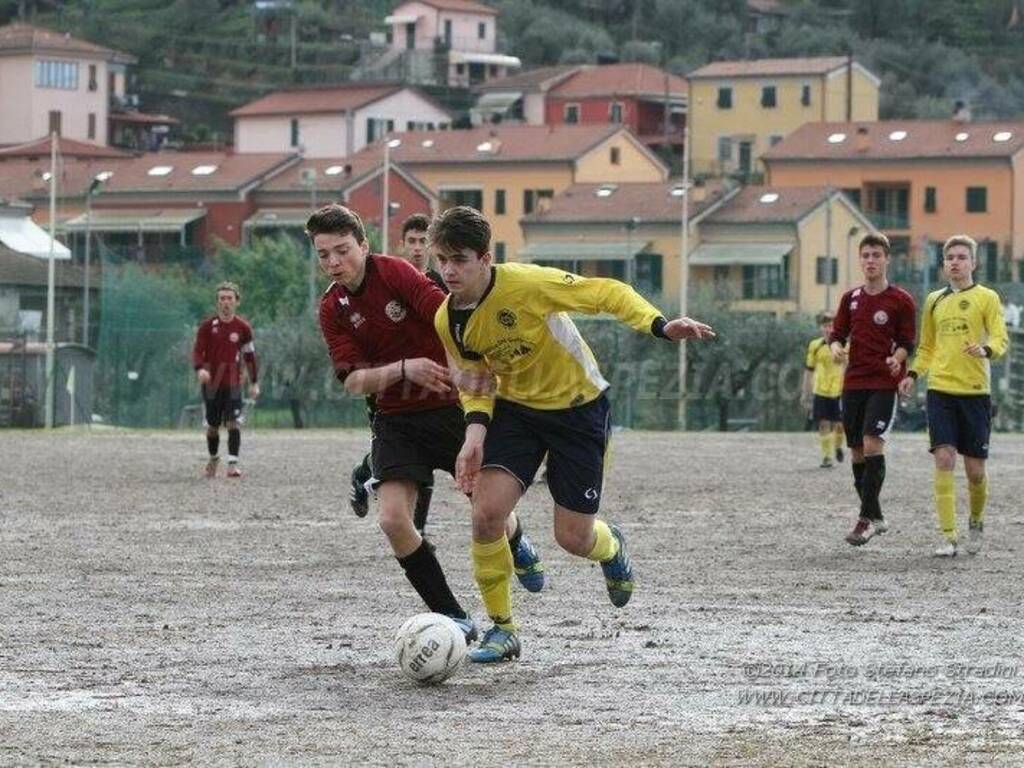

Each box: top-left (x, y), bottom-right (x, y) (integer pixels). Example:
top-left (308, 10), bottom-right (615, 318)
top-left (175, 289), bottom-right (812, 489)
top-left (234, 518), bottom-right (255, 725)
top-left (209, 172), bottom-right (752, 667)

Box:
top-left (677, 124), bottom-right (690, 430)
top-left (44, 132), bottom-right (57, 428)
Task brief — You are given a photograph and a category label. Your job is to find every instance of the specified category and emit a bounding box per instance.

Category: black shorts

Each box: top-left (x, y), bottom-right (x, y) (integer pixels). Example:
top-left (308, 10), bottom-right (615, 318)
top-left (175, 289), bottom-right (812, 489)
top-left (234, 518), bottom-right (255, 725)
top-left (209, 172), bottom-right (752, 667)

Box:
top-left (483, 393), bottom-right (611, 515)
top-left (841, 389), bottom-right (897, 448)
top-left (371, 405), bottom-right (464, 486)
top-left (926, 391), bottom-right (992, 459)
top-left (812, 395), bottom-right (842, 423)
top-left (204, 387), bottom-right (243, 428)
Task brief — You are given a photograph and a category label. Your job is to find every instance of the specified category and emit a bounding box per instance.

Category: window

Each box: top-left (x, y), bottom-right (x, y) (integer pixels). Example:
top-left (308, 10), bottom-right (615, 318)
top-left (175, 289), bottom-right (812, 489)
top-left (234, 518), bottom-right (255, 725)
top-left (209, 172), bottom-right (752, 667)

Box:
top-left (742, 256), bottom-right (789, 299)
top-left (717, 136), bottom-right (733, 164)
top-left (761, 85), bottom-right (777, 108)
top-left (816, 256), bottom-right (838, 285)
top-left (441, 188), bottom-right (483, 211)
top-left (523, 189), bottom-right (553, 214)
top-left (610, 146), bottom-right (621, 165)
top-left (88, 113), bottom-right (96, 140)
top-left (88, 64), bottom-right (97, 91)
top-left (48, 110), bottom-right (62, 136)
top-left (495, 189), bottom-right (506, 215)
top-left (982, 241), bottom-right (999, 281)
top-left (801, 84), bottom-right (811, 107)
top-left (564, 104), bottom-right (579, 123)
top-left (35, 59), bottom-right (79, 90)
top-left (290, 118), bottom-right (300, 147)
top-left (636, 253), bottom-right (663, 295)
top-left (489, 64), bottom-right (498, 77)
top-left (455, 63), bottom-right (465, 75)
top-left (924, 186), bottom-right (937, 213)
top-left (966, 186), bottom-right (987, 213)
top-left (366, 118), bottom-right (394, 143)
top-left (717, 87), bottom-right (732, 109)
top-left (495, 242), bottom-right (506, 263)
top-left (769, 135), bottom-right (783, 147)
top-left (444, 19), bottom-right (452, 46)
top-left (843, 187), bottom-right (861, 207)
top-left (610, 102), bottom-right (623, 123)
top-left (478, 21), bottom-right (486, 39)
top-left (108, 71), bottom-right (115, 95)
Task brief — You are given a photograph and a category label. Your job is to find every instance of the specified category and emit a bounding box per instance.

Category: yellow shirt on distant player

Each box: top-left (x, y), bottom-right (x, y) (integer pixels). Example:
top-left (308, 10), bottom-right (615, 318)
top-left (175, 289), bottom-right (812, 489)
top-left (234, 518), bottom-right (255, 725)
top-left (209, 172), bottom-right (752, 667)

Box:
top-left (804, 337), bottom-right (843, 398)
top-left (434, 263), bottom-right (663, 418)
top-left (910, 283), bottom-right (1009, 395)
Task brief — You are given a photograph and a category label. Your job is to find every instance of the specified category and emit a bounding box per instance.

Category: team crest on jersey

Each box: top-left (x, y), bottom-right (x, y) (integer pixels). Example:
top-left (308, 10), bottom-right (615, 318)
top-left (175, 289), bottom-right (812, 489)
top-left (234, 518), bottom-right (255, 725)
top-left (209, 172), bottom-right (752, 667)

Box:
top-left (959, 299), bottom-right (970, 310)
top-left (873, 310), bottom-right (889, 325)
top-left (497, 308), bottom-right (517, 328)
top-left (850, 302), bottom-right (858, 310)
top-left (338, 295), bottom-right (350, 307)
top-left (385, 300), bottom-right (407, 323)
top-left (229, 332), bottom-right (239, 343)
top-left (349, 312), bottom-right (365, 328)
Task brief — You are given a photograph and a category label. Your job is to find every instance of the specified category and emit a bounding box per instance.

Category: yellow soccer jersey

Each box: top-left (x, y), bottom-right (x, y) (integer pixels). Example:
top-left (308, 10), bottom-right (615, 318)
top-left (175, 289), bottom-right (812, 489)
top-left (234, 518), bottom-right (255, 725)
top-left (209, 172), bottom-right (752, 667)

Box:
top-left (804, 336), bottom-right (843, 398)
top-left (434, 263), bottom-right (664, 417)
top-left (910, 283), bottom-right (1009, 395)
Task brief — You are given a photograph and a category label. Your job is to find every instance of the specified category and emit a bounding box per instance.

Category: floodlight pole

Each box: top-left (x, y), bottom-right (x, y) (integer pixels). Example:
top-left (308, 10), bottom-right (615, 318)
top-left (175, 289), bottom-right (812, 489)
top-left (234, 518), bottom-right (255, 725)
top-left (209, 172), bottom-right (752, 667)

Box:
top-left (45, 132), bottom-right (57, 428)
top-left (382, 140), bottom-right (390, 255)
top-left (677, 124), bottom-right (690, 430)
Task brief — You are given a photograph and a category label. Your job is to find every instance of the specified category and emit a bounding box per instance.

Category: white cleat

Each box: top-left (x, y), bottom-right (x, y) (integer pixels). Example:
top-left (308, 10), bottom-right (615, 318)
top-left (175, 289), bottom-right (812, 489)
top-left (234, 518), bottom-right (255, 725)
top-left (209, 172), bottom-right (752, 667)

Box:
top-left (873, 517), bottom-right (889, 535)
top-left (933, 540), bottom-right (958, 558)
top-left (965, 520), bottom-right (984, 555)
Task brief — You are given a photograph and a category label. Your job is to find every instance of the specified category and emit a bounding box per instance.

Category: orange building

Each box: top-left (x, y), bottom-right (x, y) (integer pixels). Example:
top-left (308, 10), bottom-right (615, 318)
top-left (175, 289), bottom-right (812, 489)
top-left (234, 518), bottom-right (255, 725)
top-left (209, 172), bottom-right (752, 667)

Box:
top-left (764, 120), bottom-right (1024, 283)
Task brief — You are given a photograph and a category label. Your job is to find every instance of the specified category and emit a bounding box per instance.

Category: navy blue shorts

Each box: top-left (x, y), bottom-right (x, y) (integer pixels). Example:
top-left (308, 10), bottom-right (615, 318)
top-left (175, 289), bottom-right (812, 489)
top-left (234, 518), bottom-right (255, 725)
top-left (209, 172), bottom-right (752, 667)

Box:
top-left (842, 389), bottom-right (897, 448)
top-left (483, 393), bottom-right (611, 515)
top-left (204, 387), bottom-right (243, 427)
top-left (812, 395), bottom-right (842, 423)
top-left (926, 391), bottom-right (991, 459)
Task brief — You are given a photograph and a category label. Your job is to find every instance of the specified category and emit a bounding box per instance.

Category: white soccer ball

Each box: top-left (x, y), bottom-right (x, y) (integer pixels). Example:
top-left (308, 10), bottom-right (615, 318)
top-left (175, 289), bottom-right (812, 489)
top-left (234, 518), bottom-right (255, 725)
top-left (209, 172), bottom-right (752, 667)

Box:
top-left (394, 612), bottom-right (467, 685)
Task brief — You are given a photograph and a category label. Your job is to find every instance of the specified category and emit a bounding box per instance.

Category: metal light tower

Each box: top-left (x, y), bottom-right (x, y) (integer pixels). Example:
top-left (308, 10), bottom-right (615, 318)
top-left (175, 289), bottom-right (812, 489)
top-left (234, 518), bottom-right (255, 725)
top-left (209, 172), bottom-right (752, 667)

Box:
top-left (382, 138), bottom-right (402, 255)
top-left (677, 124), bottom-right (691, 430)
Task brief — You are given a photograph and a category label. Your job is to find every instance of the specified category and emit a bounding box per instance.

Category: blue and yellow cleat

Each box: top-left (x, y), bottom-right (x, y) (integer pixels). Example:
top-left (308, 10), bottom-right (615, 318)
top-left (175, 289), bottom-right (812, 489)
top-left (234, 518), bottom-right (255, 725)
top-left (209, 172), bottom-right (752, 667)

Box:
top-left (512, 533), bottom-right (545, 593)
top-left (601, 524), bottom-right (634, 608)
top-left (449, 615), bottom-right (479, 644)
top-left (468, 625), bottom-right (521, 663)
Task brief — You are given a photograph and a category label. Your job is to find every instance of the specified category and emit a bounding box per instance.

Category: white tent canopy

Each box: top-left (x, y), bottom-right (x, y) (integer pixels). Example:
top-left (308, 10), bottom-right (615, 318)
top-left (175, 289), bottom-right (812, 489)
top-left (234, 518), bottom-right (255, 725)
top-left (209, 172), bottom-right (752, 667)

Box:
top-left (0, 213), bottom-right (71, 260)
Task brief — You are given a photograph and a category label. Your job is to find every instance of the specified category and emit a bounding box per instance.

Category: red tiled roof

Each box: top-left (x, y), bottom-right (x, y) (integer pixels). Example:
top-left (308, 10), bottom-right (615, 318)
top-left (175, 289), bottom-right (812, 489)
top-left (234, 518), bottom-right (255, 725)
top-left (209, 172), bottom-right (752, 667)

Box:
top-left (0, 22), bottom-right (133, 61)
top-left (400, 0), bottom-right (498, 15)
top-left (704, 186), bottom-right (839, 224)
top-left (0, 158), bottom-right (132, 200)
top-left (764, 120), bottom-right (1024, 162)
top-left (97, 152), bottom-right (298, 193)
top-left (549, 63), bottom-right (687, 100)
top-left (521, 181), bottom-right (726, 224)
top-left (474, 65), bottom-right (581, 93)
top-left (258, 151), bottom-right (385, 193)
top-left (0, 136), bottom-right (131, 160)
top-left (379, 124), bottom-right (626, 164)
top-left (230, 84), bottom-right (403, 117)
top-left (688, 56), bottom-right (852, 79)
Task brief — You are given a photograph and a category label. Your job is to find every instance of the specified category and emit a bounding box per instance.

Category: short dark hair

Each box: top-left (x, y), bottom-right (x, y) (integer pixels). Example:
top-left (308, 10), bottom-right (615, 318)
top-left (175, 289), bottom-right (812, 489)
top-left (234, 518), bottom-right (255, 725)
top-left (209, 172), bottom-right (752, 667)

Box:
top-left (816, 311), bottom-right (834, 325)
top-left (858, 232), bottom-right (890, 256)
top-left (429, 205), bottom-right (490, 257)
top-left (305, 203), bottom-right (366, 244)
top-left (401, 213), bottom-right (431, 238)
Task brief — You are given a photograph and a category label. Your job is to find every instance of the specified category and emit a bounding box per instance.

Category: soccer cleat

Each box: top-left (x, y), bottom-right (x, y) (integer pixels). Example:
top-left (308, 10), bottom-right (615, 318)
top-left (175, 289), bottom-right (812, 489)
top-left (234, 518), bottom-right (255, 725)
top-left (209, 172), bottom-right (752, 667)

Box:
top-left (468, 625), bottom-right (521, 663)
top-left (966, 519), bottom-right (984, 555)
top-left (835, 446), bottom-right (845, 463)
top-left (873, 516), bottom-right (889, 535)
top-left (845, 517), bottom-right (875, 546)
top-left (820, 458), bottom-right (834, 469)
top-left (934, 540), bottom-right (958, 557)
top-left (226, 464), bottom-right (242, 478)
top-left (601, 524), bottom-right (634, 608)
top-left (203, 457), bottom-right (220, 478)
top-left (350, 460), bottom-right (371, 518)
top-left (449, 615), bottom-right (479, 644)
top-left (512, 533), bottom-right (545, 593)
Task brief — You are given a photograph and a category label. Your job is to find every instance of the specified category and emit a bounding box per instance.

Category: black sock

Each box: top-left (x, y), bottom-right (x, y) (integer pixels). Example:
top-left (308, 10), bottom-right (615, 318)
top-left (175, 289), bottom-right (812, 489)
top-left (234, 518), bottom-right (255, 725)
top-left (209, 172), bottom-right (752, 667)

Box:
top-left (852, 461), bottom-right (865, 501)
top-left (227, 428), bottom-right (240, 459)
top-left (508, 517), bottom-right (523, 551)
top-left (397, 542), bottom-right (466, 618)
top-left (207, 432), bottom-right (219, 457)
top-left (860, 455), bottom-right (886, 520)
top-left (413, 481), bottom-right (433, 533)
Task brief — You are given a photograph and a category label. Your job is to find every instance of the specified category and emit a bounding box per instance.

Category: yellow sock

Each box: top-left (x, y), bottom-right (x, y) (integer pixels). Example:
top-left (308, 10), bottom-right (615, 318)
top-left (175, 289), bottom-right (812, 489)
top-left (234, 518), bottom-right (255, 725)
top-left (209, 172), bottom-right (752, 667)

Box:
top-left (819, 434), bottom-right (833, 460)
top-left (934, 469), bottom-right (957, 542)
top-left (969, 476), bottom-right (988, 523)
top-left (472, 535), bottom-right (515, 631)
top-left (833, 429), bottom-right (844, 454)
top-left (586, 520), bottom-right (619, 563)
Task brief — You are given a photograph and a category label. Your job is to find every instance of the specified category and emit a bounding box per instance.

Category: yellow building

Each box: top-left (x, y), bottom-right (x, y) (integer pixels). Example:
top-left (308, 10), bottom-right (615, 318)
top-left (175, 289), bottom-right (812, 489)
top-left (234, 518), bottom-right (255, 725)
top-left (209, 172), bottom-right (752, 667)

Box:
top-left (687, 57), bottom-right (879, 179)
top-left (382, 123), bottom-right (668, 260)
top-left (520, 182), bottom-right (875, 316)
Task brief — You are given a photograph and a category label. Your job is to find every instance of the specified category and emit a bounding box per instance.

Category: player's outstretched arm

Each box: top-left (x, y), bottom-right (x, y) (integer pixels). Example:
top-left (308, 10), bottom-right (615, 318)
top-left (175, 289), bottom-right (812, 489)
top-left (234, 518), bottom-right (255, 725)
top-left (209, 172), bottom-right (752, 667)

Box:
top-left (344, 358), bottom-right (451, 395)
top-left (659, 317), bottom-right (716, 341)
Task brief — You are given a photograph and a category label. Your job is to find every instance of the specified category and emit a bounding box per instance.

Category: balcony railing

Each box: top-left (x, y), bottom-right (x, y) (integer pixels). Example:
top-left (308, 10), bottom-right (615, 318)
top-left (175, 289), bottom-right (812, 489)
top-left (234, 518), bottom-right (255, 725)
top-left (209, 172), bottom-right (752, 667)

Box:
top-left (866, 210), bottom-right (910, 230)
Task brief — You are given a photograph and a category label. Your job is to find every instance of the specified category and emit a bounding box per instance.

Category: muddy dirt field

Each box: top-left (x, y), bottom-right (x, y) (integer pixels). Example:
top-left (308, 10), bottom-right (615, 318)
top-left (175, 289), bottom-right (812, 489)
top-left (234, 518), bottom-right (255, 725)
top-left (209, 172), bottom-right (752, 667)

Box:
top-left (2, 428), bottom-right (1024, 766)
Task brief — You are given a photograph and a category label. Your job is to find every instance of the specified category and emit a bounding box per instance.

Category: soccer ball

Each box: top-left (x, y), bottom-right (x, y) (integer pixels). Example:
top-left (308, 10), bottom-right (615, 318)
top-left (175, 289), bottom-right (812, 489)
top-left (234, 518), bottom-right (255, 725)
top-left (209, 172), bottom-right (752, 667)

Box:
top-left (394, 612), bottom-right (467, 685)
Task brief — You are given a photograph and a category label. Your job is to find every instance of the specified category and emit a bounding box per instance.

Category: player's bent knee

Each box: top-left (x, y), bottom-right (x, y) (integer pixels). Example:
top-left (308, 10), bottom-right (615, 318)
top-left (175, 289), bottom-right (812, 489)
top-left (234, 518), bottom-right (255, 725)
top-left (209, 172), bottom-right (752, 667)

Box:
top-left (933, 445), bottom-right (957, 471)
top-left (553, 523), bottom-right (593, 557)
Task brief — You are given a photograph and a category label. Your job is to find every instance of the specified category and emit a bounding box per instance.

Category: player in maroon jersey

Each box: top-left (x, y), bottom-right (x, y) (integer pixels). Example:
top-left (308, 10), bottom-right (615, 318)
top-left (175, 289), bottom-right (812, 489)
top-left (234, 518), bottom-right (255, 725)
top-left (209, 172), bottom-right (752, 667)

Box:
top-left (191, 281), bottom-right (260, 478)
top-left (309, 204), bottom-right (544, 640)
top-left (829, 233), bottom-right (917, 546)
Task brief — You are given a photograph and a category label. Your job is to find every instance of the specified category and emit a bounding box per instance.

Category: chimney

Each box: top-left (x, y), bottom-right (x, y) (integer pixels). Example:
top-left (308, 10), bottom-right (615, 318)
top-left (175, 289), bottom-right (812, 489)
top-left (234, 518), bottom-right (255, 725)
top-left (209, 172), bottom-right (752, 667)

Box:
top-left (953, 100), bottom-right (972, 123)
top-left (854, 125), bottom-right (870, 153)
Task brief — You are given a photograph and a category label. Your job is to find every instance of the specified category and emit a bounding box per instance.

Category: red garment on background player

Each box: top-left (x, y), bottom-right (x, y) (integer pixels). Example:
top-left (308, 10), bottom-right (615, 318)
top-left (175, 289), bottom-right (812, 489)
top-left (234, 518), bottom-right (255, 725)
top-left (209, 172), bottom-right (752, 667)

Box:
top-left (192, 316), bottom-right (258, 390)
top-left (319, 254), bottom-right (455, 414)
top-left (830, 285), bottom-right (916, 391)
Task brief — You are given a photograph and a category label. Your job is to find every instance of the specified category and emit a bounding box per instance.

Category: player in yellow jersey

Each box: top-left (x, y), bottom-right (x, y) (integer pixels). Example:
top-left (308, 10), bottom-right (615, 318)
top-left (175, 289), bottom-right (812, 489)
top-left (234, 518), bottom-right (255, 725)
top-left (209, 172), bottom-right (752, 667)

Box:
top-left (898, 235), bottom-right (1009, 557)
top-left (429, 206), bottom-right (716, 663)
top-left (801, 311), bottom-right (845, 468)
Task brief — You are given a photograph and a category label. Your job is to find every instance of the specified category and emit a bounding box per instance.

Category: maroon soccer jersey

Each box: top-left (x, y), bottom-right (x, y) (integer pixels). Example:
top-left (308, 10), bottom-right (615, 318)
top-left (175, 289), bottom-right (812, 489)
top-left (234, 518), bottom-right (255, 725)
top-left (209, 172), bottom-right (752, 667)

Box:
top-left (830, 284), bottom-right (917, 391)
top-left (318, 254), bottom-right (455, 414)
top-left (192, 315), bottom-right (257, 391)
